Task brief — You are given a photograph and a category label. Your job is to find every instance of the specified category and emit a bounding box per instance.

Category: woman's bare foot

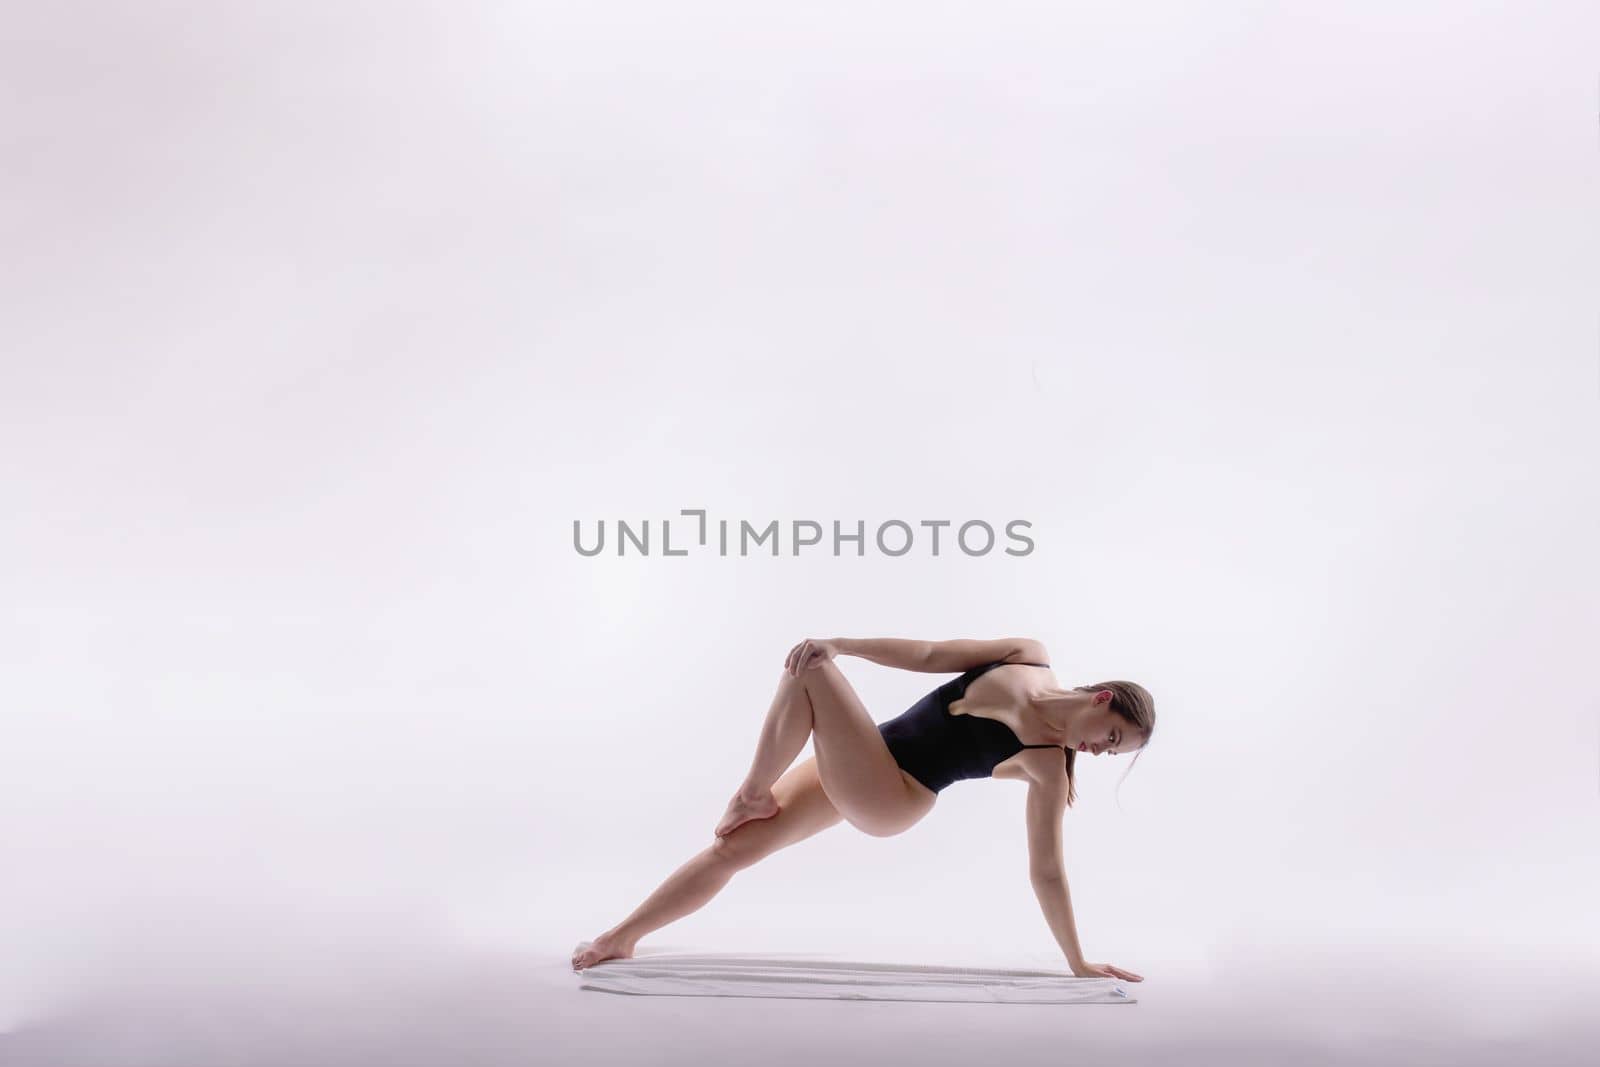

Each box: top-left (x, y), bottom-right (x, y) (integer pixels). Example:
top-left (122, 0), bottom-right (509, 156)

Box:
top-left (571, 931), bottom-right (637, 971)
top-left (714, 787), bottom-right (779, 838)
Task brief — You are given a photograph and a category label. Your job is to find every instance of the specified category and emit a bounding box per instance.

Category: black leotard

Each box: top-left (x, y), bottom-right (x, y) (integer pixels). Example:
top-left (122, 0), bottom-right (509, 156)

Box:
top-left (877, 660), bottom-right (1066, 794)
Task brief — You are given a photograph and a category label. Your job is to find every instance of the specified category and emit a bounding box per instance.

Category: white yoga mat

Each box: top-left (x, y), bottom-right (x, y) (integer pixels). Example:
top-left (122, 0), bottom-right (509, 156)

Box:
top-left (573, 950), bottom-right (1136, 1004)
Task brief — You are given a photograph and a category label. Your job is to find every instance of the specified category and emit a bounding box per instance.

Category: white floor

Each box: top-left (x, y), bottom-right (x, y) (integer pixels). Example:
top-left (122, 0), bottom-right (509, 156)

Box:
top-left (1, 943), bottom-right (1594, 1066)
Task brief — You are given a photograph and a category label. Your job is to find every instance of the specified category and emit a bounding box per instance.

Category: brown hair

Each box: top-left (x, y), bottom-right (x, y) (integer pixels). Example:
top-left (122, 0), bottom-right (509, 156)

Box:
top-left (1060, 680), bottom-right (1156, 808)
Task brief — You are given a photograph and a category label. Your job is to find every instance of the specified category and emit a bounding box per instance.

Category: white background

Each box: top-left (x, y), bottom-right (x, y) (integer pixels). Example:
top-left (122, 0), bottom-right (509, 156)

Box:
top-left (3, 0), bottom-right (1597, 1059)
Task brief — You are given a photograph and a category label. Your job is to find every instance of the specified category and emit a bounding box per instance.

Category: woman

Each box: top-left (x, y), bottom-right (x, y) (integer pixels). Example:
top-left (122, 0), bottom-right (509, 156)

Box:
top-left (571, 636), bottom-right (1154, 982)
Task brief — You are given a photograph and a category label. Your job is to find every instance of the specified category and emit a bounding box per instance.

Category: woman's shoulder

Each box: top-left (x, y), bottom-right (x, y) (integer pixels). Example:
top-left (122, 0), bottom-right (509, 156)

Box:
top-left (997, 638), bottom-right (1051, 666)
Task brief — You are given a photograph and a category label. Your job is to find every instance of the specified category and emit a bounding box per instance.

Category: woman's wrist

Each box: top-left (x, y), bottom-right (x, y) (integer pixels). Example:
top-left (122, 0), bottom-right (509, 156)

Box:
top-left (830, 638), bottom-right (859, 657)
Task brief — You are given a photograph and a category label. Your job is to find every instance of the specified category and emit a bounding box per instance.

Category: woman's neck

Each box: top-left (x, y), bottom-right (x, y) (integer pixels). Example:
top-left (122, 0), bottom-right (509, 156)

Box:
top-left (1030, 689), bottom-right (1087, 743)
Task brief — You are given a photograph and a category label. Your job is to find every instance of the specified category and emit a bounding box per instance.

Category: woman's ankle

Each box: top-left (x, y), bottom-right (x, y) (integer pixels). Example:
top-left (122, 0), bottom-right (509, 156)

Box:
top-left (736, 782), bottom-right (773, 802)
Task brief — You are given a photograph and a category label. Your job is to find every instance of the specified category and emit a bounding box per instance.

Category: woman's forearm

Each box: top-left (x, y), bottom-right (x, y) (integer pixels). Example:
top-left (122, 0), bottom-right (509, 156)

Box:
top-left (832, 638), bottom-right (933, 671)
top-left (1032, 875), bottom-right (1087, 966)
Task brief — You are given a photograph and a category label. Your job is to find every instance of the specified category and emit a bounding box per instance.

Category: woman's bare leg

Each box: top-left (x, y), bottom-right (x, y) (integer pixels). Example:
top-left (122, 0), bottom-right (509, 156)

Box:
top-left (572, 757), bottom-right (843, 970)
top-left (713, 671), bottom-right (812, 837)
top-left (716, 661), bottom-right (932, 839)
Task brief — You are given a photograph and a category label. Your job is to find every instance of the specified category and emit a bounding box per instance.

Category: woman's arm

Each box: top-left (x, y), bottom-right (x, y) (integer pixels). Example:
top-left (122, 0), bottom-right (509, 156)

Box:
top-left (832, 637), bottom-right (1047, 673)
top-left (1024, 778), bottom-right (1143, 981)
top-left (1032, 873), bottom-right (1087, 969)
top-left (1025, 776), bottom-right (1085, 965)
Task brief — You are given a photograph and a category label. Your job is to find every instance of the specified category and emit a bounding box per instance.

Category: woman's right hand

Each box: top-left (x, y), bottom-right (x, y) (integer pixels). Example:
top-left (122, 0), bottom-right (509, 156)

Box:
top-left (784, 638), bottom-right (840, 676)
top-left (1070, 959), bottom-right (1144, 982)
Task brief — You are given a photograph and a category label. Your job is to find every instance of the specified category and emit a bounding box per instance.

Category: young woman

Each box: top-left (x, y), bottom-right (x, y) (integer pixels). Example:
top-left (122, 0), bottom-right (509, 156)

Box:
top-left (570, 636), bottom-right (1155, 981)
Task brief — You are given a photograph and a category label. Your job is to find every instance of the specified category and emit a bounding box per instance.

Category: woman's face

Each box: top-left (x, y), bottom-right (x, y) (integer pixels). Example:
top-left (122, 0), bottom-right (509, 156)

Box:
top-left (1074, 692), bottom-right (1138, 756)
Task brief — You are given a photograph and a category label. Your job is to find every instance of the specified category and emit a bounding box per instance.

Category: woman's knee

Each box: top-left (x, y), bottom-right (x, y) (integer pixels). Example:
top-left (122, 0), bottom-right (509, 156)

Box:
top-left (796, 658), bottom-right (844, 696)
top-left (776, 667), bottom-right (810, 705)
top-left (709, 832), bottom-right (767, 869)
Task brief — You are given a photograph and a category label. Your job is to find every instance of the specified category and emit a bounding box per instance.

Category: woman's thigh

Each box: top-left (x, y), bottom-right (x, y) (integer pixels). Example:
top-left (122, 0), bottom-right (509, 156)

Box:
top-left (796, 659), bottom-right (936, 836)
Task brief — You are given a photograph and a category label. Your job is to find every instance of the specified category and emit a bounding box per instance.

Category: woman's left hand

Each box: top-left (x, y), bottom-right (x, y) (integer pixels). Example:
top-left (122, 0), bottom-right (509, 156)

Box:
top-left (785, 638), bottom-right (840, 676)
top-left (1070, 959), bottom-right (1143, 982)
